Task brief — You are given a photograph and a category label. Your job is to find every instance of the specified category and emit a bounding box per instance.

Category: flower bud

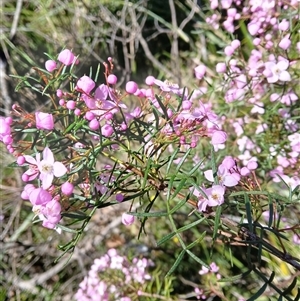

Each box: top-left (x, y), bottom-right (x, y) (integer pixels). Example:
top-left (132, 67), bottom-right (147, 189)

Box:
top-left (35, 112), bottom-right (54, 130)
top-left (45, 60), bottom-right (57, 72)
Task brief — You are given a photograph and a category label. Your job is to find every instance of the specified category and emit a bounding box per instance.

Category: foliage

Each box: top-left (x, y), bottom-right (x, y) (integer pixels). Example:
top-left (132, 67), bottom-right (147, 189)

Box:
top-left (1, 0), bottom-right (300, 301)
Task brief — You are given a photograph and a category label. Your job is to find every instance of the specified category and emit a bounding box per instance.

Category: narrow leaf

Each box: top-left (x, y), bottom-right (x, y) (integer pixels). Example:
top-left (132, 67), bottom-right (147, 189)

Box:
top-left (165, 250), bottom-right (185, 277)
top-left (157, 232), bottom-right (176, 246)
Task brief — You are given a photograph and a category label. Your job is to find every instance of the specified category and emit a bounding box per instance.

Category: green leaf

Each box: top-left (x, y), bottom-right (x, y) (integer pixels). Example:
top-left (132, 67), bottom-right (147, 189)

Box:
top-left (186, 250), bottom-right (209, 268)
top-left (170, 177), bottom-right (187, 200)
top-left (175, 147), bottom-right (191, 173)
top-left (165, 249), bottom-right (185, 277)
top-left (130, 211), bottom-right (168, 218)
top-left (62, 212), bottom-right (87, 220)
top-left (267, 195), bottom-right (274, 228)
top-left (157, 232), bottom-right (177, 246)
top-left (169, 198), bottom-right (187, 215)
top-left (218, 269), bottom-right (253, 282)
top-left (56, 224), bottom-right (78, 233)
top-left (155, 95), bottom-right (169, 121)
top-left (244, 193), bottom-right (253, 233)
top-left (166, 148), bottom-right (180, 173)
top-left (177, 218), bottom-right (206, 233)
top-left (247, 282), bottom-right (268, 301)
top-left (186, 231), bottom-right (206, 249)
top-left (212, 205), bottom-right (222, 240)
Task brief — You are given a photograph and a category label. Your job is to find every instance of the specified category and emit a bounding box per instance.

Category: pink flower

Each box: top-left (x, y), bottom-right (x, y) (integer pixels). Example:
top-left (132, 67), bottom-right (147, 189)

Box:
top-left (204, 164), bottom-right (240, 187)
top-left (45, 60), bottom-right (57, 72)
top-left (194, 65), bottom-right (206, 79)
top-left (278, 36), bottom-right (291, 50)
top-left (211, 130), bottom-right (227, 145)
top-left (21, 184), bottom-right (36, 200)
top-left (125, 81), bottom-right (138, 94)
top-left (58, 49), bottom-right (75, 66)
top-left (153, 79), bottom-right (180, 93)
top-left (22, 153), bottom-right (41, 182)
top-left (195, 185), bottom-right (225, 212)
top-left (29, 187), bottom-right (52, 205)
top-left (101, 124), bottom-right (114, 137)
top-left (38, 147), bottom-right (67, 189)
top-left (107, 74), bottom-right (118, 85)
top-left (40, 198), bottom-right (61, 227)
top-left (122, 213), bottom-right (135, 225)
top-left (76, 75), bottom-right (95, 94)
top-left (216, 62), bottom-right (226, 73)
top-left (35, 112), bottom-right (54, 130)
top-left (61, 182), bottom-right (74, 196)
top-left (264, 59), bottom-right (291, 83)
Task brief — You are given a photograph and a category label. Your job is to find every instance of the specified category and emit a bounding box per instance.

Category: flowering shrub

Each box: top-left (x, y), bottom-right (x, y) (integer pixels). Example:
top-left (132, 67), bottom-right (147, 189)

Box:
top-left (2, 0), bottom-right (300, 299)
top-left (75, 248), bottom-right (153, 301)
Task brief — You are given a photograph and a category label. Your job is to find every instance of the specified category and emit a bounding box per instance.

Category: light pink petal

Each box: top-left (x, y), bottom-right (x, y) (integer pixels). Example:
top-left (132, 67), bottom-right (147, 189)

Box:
top-left (267, 75), bottom-right (278, 83)
top-left (43, 147), bottom-right (54, 164)
top-left (277, 60), bottom-right (289, 71)
top-left (53, 162), bottom-right (67, 177)
top-left (221, 157), bottom-right (235, 169)
top-left (42, 174), bottom-right (54, 189)
top-left (24, 155), bottom-right (37, 165)
top-left (198, 199), bottom-right (209, 212)
top-left (94, 84), bottom-right (109, 100)
top-left (24, 169), bottom-right (39, 181)
top-left (204, 170), bottom-right (214, 182)
top-left (278, 71), bottom-right (291, 82)
top-left (223, 175), bottom-right (239, 187)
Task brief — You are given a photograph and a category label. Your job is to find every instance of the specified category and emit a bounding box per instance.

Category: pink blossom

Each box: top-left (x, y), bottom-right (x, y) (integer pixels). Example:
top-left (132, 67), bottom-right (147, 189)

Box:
top-left (29, 187), bottom-right (52, 205)
top-left (89, 119), bottom-right (100, 130)
top-left (58, 49), bottom-right (75, 66)
top-left (145, 76), bottom-right (155, 86)
top-left (76, 75), bottom-right (95, 94)
top-left (61, 182), bottom-right (74, 196)
top-left (22, 153), bottom-right (41, 182)
top-left (264, 59), bottom-right (291, 83)
top-left (45, 60), bottom-right (57, 72)
top-left (35, 112), bottom-right (54, 130)
top-left (216, 62), bottom-right (226, 73)
top-left (122, 213), bottom-right (135, 225)
top-left (194, 65), bottom-right (206, 79)
top-left (153, 79), bottom-right (180, 93)
top-left (221, 156), bottom-right (236, 169)
top-left (21, 184), bottom-right (36, 200)
top-left (211, 130), bottom-right (227, 145)
top-left (38, 147), bottom-right (67, 189)
top-left (107, 74), bottom-right (118, 85)
top-left (204, 164), bottom-right (240, 187)
top-left (125, 81), bottom-right (138, 94)
top-left (196, 185), bottom-right (225, 212)
top-left (278, 19), bottom-right (289, 31)
top-left (101, 124), bottom-right (114, 137)
top-left (278, 36), bottom-right (291, 50)
top-left (40, 198), bottom-right (61, 229)
top-left (224, 45), bottom-right (235, 56)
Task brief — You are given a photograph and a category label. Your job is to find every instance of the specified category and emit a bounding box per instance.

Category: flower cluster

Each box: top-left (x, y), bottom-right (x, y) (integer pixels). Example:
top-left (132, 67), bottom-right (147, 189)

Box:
top-left (75, 248), bottom-right (152, 301)
top-left (194, 262), bottom-right (221, 300)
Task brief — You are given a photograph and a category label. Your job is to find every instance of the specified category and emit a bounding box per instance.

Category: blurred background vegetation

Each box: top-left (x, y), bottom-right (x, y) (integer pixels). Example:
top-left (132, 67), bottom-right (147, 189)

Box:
top-left (1, 1), bottom-right (299, 300)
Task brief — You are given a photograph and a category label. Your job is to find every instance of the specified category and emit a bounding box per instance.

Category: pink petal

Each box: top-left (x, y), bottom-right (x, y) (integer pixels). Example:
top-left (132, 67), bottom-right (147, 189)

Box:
top-left (53, 162), bottom-right (67, 177)
top-left (223, 175), bottom-right (239, 187)
top-left (278, 71), bottom-right (291, 82)
top-left (43, 147), bottom-right (54, 164)
top-left (41, 173), bottom-right (54, 189)
top-left (24, 155), bottom-right (37, 165)
top-left (204, 170), bottom-right (214, 182)
top-left (277, 60), bottom-right (289, 71)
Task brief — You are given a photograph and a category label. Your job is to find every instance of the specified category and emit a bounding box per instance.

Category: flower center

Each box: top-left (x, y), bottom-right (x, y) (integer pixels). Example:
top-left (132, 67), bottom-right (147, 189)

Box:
top-left (41, 163), bottom-right (53, 174)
